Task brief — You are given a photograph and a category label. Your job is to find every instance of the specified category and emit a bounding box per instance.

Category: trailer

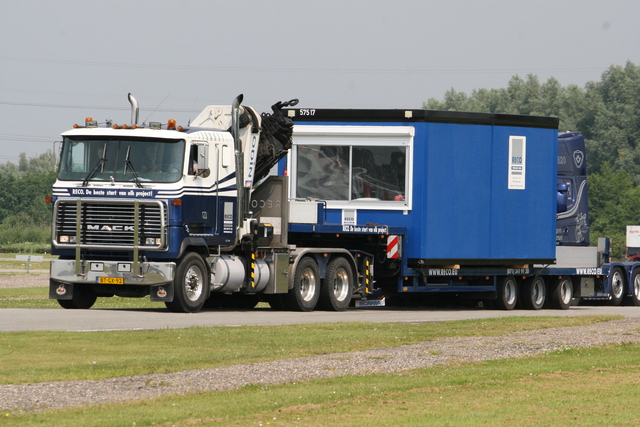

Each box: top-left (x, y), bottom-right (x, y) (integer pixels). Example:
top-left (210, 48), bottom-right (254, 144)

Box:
top-left (48, 95), bottom-right (640, 312)
top-left (283, 110), bottom-right (640, 310)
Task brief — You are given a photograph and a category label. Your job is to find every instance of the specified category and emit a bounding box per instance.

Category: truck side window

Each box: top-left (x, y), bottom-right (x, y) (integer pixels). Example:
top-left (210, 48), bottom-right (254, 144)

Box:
top-left (188, 145), bottom-right (198, 175)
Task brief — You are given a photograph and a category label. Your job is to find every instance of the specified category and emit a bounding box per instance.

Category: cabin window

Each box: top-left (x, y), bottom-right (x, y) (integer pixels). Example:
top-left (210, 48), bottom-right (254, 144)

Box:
top-left (290, 126), bottom-right (413, 210)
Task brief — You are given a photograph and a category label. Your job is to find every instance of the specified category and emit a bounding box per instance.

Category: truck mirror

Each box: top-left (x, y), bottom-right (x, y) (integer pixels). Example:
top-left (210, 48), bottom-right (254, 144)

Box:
top-left (557, 183), bottom-right (568, 213)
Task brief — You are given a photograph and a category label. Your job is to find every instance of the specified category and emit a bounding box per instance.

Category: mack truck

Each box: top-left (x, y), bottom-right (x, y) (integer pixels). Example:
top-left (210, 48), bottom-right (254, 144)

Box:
top-left (48, 94), bottom-right (640, 313)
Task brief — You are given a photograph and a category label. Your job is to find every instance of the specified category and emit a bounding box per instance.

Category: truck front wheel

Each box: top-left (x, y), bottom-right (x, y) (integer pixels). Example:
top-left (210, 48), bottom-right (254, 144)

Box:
top-left (318, 257), bottom-right (353, 311)
top-left (286, 256), bottom-right (320, 311)
top-left (165, 253), bottom-right (208, 313)
top-left (56, 282), bottom-right (97, 310)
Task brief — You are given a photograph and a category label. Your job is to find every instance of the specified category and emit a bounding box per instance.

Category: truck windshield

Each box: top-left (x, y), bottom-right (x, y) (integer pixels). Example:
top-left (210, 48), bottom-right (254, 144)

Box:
top-left (57, 137), bottom-right (185, 184)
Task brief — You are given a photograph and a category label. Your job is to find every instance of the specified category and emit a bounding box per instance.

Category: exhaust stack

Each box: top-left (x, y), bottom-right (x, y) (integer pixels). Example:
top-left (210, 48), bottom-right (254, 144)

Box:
top-left (232, 94), bottom-right (245, 246)
top-left (128, 93), bottom-right (139, 125)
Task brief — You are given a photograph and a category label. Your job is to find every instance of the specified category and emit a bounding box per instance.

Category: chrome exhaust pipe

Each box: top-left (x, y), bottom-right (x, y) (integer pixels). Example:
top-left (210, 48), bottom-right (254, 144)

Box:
top-left (128, 93), bottom-right (139, 125)
top-left (232, 94), bottom-right (245, 246)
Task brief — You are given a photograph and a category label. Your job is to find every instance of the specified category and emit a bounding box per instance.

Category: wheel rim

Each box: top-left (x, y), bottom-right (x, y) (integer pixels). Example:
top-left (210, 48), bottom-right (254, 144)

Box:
top-left (560, 279), bottom-right (572, 305)
top-left (504, 279), bottom-right (517, 306)
top-left (332, 267), bottom-right (350, 302)
top-left (184, 265), bottom-right (204, 302)
top-left (611, 271), bottom-right (624, 299)
top-left (532, 279), bottom-right (545, 306)
top-left (634, 274), bottom-right (640, 298)
top-left (299, 268), bottom-right (317, 302)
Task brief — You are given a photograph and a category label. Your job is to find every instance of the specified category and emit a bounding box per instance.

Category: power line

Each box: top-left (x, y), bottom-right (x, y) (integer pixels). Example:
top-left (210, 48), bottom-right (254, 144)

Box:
top-left (0, 100), bottom-right (198, 113)
top-left (0, 134), bottom-right (53, 143)
top-left (0, 55), bottom-right (609, 75)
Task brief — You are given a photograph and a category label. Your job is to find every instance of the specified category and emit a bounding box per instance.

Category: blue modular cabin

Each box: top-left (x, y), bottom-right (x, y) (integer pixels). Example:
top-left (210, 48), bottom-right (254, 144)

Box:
top-left (283, 108), bottom-right (560, 308)
top-left (285, 109), bottom-right (559, 265)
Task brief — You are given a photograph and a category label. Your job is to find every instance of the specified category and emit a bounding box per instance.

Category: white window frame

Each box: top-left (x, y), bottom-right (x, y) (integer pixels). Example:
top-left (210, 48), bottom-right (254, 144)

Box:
top-left (289, 125), bottom-right (414, 211)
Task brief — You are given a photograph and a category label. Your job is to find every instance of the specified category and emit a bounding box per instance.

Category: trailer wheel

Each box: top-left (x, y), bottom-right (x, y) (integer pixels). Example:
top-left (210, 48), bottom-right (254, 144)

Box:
top-left (56, 283), bottom-right (97, 310)
top-left (626, 270), bottom-right (640, 306)
top-left (521, 276), bottom-right (546, 310)
top-left (549, 277), bottom-right (572, 309)
top-left (286, 256), bottom-right (320, 311)
top-left (495, 276), bottom-right (518, 310)
top-left (165, 253), bottom-right (208, 313)
top-left (608, 266), bottom-right (625, 306)
top-left (318, 257), bottom-right (353, 311)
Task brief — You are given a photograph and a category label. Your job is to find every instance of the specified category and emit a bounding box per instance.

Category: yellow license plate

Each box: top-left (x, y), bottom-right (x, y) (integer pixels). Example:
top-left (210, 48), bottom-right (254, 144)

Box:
top-left (97, 277), bottom-right (124, 285)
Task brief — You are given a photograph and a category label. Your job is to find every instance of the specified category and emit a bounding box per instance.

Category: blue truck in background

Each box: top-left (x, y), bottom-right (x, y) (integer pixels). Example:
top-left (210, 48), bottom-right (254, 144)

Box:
top-left (47, 95), bottom-right (639, 312)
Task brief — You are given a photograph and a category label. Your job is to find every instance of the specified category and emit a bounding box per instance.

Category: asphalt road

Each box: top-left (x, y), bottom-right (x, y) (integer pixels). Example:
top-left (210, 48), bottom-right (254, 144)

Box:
top-left (2, 306), bottom-right (639, 332)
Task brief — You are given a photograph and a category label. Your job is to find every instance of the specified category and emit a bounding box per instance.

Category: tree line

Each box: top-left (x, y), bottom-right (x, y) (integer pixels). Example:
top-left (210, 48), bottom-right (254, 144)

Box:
top-left (0, 151), bottom-right (57, 251)
top-left (425, 61), bottom-right (640, 258)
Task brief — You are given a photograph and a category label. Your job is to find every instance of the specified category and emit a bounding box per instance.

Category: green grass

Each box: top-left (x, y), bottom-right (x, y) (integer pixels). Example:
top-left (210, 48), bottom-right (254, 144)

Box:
top-left (0, 315), bottom-right (619, 385)
top-left (4, 342), bottom-right (640, 426)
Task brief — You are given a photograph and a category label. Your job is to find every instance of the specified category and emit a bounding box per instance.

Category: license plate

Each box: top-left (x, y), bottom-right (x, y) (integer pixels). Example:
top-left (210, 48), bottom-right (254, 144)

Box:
top-left (97, 277), bottom-right (124, 285)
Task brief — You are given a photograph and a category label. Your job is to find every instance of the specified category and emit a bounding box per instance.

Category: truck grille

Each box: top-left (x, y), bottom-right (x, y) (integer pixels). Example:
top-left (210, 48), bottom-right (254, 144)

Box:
top-left (53, 199), bottom-right (167, 249)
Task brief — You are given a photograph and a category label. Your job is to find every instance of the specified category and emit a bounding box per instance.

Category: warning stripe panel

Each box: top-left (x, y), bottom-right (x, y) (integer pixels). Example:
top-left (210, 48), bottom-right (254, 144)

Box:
top-left (387, 235), bottom-right (399, 259)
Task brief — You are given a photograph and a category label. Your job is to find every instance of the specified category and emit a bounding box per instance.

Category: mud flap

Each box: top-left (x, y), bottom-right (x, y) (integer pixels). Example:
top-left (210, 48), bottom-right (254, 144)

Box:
top-left (49, 281), bottom-right (73, 300)
top-left (150, 283), bottom-right (174, 302)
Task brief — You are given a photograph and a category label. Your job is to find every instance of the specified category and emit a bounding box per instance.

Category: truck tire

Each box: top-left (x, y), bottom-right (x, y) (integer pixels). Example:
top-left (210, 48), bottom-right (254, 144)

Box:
top-left (521, 276), bottom-right (546, 310)
top-left (286, 256), bottom-right (320, 311)
top-left (549, 277), bottom-right (572, 309)
top-left (608, 266), bottom-right (625, 306)
top-left (318, 257), bottom-right (353, 311)
top-left (165, 253), bottom-right (208, 313)
top-left (626, 270), bottom-right (640, 306)
top-left (494, 276), bottom-right (518, 310)
top-left (57, 283), bottom-right (97, 310)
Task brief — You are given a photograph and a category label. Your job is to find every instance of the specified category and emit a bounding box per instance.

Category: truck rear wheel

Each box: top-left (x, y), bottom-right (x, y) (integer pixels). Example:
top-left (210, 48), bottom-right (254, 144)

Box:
top-left (608, 266), bottom-right (625, 306)
top-left (286, 256), bottom-right (320, 311)
top-left (318, 257), bottom-right (353, 311)
top-left (521, 276), bottom-right (546, 310)
top-left (165, 253), bottom-right (208, 313)
top-left (495, 276), bottom-right (518, 310)
top-left (549, 277), bottom-right (572, 309)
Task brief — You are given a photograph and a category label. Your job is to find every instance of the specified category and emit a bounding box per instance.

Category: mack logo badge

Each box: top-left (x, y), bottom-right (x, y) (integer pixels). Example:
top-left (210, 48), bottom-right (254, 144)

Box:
top-left (87, 225), bottom-right (135, 231)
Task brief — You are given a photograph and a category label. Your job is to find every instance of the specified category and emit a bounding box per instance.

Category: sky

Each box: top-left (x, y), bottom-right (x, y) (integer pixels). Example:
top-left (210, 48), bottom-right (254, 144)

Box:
top-left (1, 0), bottom-right (640, 163)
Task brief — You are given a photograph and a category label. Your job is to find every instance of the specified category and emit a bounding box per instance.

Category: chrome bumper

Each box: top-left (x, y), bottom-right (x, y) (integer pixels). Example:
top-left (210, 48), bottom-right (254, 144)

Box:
top-left (50, 259), bottom-right (175, 285)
